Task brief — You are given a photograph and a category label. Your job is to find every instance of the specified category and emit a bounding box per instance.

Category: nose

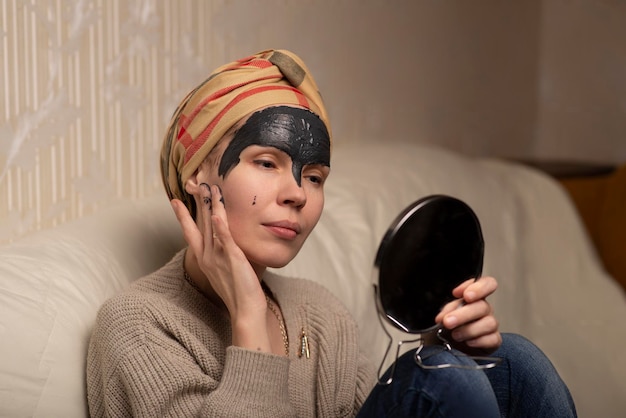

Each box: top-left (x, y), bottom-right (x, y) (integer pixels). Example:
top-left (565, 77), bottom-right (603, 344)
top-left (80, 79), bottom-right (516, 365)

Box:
top-left (279, 173), bottom-right (307, 208)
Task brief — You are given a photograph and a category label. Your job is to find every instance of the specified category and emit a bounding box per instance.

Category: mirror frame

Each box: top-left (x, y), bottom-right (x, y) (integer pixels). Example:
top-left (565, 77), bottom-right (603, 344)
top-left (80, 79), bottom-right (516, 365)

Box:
top-left (373, 194), bottom-right (484, 334)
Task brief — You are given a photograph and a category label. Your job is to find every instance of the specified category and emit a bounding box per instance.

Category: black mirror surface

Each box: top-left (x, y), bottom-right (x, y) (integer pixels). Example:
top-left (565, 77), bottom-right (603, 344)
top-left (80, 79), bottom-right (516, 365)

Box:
top-left (375, 195), bottom-right (484, 334)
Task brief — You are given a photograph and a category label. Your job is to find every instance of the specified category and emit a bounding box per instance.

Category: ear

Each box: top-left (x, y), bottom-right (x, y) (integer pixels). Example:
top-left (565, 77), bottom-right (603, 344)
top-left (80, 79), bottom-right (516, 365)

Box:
top-left (184, 161), bottom-right (211, 196)
top-left (184, 169), bottom-right (201, 196)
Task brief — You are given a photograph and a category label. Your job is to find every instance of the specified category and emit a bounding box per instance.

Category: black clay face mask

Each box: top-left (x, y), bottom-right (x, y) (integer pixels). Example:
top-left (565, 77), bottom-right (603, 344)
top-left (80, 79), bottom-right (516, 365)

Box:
top-left (218, 106), bottom-right (331, 186)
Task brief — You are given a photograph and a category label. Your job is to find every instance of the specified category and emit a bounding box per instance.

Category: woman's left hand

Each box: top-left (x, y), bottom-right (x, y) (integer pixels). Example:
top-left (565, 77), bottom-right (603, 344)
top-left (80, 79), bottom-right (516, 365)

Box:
top-left (434, 276), bottom-right (502, 355)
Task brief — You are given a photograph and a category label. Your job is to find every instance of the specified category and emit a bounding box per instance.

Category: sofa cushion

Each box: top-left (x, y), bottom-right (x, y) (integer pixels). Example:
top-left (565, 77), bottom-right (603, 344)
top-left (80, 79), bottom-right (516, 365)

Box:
top-left (0, 197), bottom-right (184, 417)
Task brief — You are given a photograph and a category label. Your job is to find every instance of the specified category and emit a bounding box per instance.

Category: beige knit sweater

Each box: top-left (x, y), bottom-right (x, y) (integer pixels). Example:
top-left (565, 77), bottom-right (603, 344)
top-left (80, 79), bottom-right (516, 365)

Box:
top-left (86, 251), bottom-right (377, 417)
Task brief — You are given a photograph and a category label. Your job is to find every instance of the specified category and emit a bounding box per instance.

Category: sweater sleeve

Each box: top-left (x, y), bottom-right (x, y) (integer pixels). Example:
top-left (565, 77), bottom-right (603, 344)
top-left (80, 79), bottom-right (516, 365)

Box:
top-left (204, 347), bottom-right (294, 417)
top-left (87, 295), bottom-right (296, 418)
top-left (353, 351), bottom-right (377, 415)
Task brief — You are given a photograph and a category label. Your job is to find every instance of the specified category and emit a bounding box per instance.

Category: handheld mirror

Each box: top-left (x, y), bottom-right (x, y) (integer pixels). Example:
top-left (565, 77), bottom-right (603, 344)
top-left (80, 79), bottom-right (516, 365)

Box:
top-left (373, 195), bottom-right (499, 384)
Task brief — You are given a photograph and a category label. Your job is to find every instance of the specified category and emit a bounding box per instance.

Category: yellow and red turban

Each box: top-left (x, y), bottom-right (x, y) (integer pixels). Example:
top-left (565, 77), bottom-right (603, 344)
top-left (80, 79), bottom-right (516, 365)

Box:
top-left (160, 49), bottom-right (331, 213)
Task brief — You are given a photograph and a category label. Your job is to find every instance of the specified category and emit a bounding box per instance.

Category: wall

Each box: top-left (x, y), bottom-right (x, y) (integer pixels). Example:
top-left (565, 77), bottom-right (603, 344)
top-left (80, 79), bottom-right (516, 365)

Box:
top-left (210, 0), bottom-right (542, 158)
top-left (535, 0), bottom-right (626, 163)
top-left (0, 0), bottom-right (624, 242)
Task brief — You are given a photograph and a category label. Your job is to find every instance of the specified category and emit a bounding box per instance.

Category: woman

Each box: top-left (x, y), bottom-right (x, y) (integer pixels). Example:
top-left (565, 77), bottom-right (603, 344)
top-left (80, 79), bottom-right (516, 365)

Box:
top-left (87, 49), bottom-right (576, 417)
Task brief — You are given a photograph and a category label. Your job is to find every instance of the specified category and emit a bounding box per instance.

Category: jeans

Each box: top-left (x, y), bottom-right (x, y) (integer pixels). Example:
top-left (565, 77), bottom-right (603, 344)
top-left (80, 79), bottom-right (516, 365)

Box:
top-left (357, 333), bottom-right (577, 418)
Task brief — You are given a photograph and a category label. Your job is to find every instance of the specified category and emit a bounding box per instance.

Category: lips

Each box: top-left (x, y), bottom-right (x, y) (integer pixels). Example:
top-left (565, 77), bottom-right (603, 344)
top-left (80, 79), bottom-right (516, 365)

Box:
top-left (263, 220), bottom-right (302, 240)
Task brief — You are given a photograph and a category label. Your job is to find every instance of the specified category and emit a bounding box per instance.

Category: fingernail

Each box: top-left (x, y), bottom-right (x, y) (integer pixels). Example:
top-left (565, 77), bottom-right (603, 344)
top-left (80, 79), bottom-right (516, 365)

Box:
top-left (445, 315), bottom-right (458, 328)
top-left (466, 291), bottom-right (476, 301)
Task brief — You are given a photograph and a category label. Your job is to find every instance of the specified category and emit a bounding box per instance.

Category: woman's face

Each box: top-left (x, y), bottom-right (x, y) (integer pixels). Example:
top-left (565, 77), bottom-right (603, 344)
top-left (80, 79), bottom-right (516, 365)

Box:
top-left (193, 105), bottom-right (331, 271)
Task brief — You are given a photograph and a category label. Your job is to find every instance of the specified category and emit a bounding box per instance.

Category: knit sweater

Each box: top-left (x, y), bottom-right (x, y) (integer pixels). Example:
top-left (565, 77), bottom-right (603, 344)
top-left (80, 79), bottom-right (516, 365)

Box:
top-left (86, 251), bottom-right (377, 417)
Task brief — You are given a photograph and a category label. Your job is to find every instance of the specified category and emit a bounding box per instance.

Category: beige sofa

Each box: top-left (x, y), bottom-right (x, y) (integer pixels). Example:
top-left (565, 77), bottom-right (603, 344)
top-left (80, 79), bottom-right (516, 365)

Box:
top-left (1, 142), bottom-right (625, 417)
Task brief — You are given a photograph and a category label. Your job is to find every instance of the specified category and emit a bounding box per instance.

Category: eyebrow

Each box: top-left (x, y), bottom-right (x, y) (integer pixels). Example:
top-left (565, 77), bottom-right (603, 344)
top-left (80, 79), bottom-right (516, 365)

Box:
top-left (303, 162), bottom-right (331, 169)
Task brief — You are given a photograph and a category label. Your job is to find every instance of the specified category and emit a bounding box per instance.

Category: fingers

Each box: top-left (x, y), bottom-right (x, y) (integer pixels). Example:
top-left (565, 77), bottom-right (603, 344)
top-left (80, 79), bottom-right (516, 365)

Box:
top-left (434, 276), bottom-right (502, 351)
top-left (434, 299), bottom-right (463, 324)
top-left (171, 199), bottom-right (203, 256)
top-left (198, 183), bottom-right (214, 252)
top-left (449, 313), bottom-right (499, 344)
top-left (454, 323), bottom-right (502, 353)
top-left (454, 276), bottom-right (498, 303)
top-left (451, 278), bottom-right (475, 299)
top-left (435, 276), bottom-right (498, 323)
top-left (441, 299), bottom-right (492, 329)
top-left (209, 184), bottom-right (229, 231)
top-left (439, 297), bottom-right (501, 353)
top-left (170, 183), bottom-right (225, 260)
top-left (208, 184), bottom-right (233, 245)
top-left (463, 332), bottom-right (502, 352)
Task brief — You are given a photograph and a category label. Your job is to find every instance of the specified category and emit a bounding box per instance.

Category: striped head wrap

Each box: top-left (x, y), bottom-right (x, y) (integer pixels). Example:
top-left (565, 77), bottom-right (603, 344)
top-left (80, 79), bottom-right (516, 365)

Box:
top-left (160, 49), bottom-right (331, 216)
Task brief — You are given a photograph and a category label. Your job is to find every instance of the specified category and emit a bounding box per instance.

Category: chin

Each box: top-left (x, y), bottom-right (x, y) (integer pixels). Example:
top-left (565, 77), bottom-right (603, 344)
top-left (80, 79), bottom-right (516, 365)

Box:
top-left (256, 254), bottom-right (297, 269)
top-left (247, 245), bottom-right (302, 269)
top-left (265, 260), bottom-right (292, 269)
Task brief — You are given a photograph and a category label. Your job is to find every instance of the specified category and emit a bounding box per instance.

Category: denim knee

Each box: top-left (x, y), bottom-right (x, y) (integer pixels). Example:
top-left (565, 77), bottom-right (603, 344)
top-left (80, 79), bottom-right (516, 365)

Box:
top-left (359, 347), bottom-right (500, 418)
top-left (494, 333), bottom-right (570, 389)
top-left (486, 333), bottom-right (577, 417)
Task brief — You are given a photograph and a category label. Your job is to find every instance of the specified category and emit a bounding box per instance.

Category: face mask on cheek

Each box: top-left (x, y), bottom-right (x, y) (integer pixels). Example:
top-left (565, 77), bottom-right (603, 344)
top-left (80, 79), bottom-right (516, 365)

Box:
top-left (218, 106), bottom-right (331, 185)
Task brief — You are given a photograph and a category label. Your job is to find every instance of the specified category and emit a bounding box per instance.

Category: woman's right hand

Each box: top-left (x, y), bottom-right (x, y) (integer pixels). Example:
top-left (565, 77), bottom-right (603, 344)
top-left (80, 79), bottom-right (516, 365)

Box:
top-left (171, 183), bottom-right (272, 354)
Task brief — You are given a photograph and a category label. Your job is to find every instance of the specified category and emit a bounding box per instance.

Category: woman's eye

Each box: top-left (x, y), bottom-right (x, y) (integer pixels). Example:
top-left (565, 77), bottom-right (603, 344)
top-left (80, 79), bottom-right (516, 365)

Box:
top-left (254, 159), bottom-right (275, 169)
top-left (306, 175), bottom-right (324, 185)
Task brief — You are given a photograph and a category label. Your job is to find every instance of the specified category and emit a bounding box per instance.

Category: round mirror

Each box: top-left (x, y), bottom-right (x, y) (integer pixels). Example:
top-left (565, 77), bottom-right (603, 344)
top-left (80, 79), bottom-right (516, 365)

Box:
top-left (374, 195), bottom-right (484, 334)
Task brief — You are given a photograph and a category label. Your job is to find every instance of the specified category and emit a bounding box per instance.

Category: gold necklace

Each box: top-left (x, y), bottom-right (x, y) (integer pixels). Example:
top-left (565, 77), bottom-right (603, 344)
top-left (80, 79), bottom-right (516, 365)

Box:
top-left (265, 294), bottom-right (290, 357)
